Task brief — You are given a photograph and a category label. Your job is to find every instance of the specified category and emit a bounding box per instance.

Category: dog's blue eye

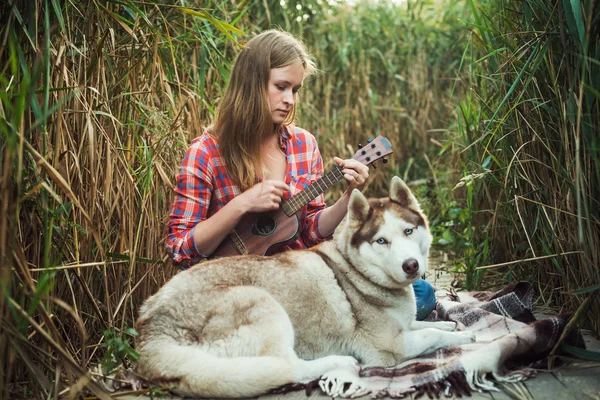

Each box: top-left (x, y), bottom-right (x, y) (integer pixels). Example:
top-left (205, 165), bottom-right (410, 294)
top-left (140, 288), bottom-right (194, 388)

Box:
top-left (404, 228), bottom-right (413, 236)
top-left (376, 238), bottom-right (388, 245)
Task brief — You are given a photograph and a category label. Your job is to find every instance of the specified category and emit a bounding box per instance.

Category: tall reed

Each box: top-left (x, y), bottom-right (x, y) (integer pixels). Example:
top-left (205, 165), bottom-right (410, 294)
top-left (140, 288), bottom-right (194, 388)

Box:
top-left (450, 0), bottom-right (600, 333)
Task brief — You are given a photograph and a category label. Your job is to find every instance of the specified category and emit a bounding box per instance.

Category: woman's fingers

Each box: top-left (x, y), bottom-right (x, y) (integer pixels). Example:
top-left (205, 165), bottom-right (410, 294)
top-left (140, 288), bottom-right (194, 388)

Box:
top-left (343, 169), bottom-right (362, 180)
top-left (264, 180), bottom-right (289, 196)
top-left (269, 181), bottom-right (289, 200)
top-left (343, 171), bottom-right (360, 183)
top-left (334, 157), bottom-right (369, 190)
top-left (244, 180), bottom-right (289, 212)
top-left (272, 180), bottom-right (291, 191)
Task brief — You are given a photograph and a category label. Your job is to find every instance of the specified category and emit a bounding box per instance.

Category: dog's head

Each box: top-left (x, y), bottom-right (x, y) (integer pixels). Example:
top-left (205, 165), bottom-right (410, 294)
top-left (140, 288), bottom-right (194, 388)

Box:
top-left (338, 176), bottom-right (433, 288)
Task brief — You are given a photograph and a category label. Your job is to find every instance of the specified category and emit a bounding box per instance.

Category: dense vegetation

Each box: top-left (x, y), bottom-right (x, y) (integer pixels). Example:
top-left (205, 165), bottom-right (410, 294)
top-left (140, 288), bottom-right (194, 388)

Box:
top-left (0, 0), bottom-right (597, 398)
top-left (450, 0), bottom-right (599, 334)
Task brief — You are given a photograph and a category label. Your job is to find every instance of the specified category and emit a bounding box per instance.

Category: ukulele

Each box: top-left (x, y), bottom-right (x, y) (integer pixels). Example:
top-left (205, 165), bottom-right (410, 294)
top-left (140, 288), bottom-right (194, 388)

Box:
top-left (210, 135), bottom-right (393, 258)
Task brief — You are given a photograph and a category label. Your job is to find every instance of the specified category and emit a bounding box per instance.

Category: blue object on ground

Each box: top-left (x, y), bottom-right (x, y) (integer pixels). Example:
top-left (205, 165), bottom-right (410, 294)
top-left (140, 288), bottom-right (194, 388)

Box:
top-left (413, 279), bottom-right (436, 321)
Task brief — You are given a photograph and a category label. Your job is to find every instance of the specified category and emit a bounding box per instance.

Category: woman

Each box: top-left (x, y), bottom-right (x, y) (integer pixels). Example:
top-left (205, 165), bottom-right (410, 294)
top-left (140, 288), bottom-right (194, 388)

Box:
top-left (166, 29), bottom-right (435, 319)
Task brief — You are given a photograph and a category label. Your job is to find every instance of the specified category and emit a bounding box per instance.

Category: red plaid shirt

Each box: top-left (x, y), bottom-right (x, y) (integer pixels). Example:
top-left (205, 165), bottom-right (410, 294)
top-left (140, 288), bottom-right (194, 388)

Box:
top-left (166, 125), bottom-right (331, 266)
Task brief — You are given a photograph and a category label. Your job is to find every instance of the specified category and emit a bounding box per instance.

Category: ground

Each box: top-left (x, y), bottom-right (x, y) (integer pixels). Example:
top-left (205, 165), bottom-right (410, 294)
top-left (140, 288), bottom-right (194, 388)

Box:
top-left (115, 254), bottom-right (600, 400)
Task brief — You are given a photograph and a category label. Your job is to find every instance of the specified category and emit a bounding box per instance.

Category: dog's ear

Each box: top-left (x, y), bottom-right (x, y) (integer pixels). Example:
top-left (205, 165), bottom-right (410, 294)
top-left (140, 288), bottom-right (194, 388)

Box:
top-left (390, 176), bottom-right (422, 211)
top-left (348, 189), bottom-right (370, 226)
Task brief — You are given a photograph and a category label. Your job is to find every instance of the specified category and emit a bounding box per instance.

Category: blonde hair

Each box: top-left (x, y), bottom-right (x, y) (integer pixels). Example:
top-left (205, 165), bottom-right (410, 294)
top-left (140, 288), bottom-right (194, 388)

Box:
top-left (210, 30), bottom-right (316, 191)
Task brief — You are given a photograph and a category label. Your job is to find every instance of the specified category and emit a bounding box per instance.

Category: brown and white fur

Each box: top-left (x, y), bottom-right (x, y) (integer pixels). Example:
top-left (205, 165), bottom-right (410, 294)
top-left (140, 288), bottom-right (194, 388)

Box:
top-left (135, 176), bottom-right (474, 398)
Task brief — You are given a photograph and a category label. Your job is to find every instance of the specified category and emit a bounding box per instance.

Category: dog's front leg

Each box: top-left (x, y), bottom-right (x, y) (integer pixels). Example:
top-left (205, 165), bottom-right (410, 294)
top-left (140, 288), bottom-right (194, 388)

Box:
top-left (401, 328), bottom-right (475, 359)
top-left (412, 320), bottom-right (457, 332)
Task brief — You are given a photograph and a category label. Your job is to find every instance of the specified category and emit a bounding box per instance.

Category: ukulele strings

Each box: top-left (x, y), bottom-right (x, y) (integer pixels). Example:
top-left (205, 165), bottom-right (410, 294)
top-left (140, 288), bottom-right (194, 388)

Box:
top-left (282, 166), bottom-right (344, 215)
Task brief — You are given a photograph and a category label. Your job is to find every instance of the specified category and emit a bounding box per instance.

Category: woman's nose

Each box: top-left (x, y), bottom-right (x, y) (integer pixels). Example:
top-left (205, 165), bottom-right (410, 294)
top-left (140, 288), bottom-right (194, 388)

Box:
top-left (283, 90), bottom-right (295, 106)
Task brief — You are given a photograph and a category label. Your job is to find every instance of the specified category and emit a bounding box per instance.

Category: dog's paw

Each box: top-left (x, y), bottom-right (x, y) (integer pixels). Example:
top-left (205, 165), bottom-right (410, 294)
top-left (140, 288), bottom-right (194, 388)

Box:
top-left (320, 355), bottom-right (360, 371)
top-left (319, 366), bottom-right (370, 399)
top-left (455, 331), bottom-right (476, 344)
top-left (294, 355), bottom-right (359, 382)
top-left (433, 321), bottom-right (457, 331)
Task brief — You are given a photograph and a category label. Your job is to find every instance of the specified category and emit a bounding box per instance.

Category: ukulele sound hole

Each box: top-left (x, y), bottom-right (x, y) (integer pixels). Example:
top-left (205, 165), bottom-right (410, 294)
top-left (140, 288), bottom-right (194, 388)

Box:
top-left (252, 215), bottom-right (277, 236)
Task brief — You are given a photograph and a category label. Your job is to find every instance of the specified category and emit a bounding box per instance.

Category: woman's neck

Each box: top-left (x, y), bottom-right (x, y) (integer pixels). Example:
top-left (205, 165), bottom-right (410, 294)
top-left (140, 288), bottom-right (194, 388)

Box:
top-left (272, 123), bottom-right (282, 135)
top-left (261, 132), bottom-right (287, 181)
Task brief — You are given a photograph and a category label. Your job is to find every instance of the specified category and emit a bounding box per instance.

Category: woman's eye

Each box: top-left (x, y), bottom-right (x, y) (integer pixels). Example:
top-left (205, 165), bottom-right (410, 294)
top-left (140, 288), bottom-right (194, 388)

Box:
top-left (376, 238), bottom-right (388, 245)
top-left (404, 228), bottom-right (413, 236)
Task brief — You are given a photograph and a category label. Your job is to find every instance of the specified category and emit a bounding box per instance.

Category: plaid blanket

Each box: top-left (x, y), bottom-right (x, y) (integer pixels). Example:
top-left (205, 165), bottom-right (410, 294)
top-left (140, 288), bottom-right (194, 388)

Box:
top-left (273, 282), bottom-right (581, 398)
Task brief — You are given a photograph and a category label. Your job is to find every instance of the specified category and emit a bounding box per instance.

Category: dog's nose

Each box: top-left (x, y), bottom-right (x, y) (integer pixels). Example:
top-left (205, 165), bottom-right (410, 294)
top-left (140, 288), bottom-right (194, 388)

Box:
top-left (402, 258), bottom-right (419, 275)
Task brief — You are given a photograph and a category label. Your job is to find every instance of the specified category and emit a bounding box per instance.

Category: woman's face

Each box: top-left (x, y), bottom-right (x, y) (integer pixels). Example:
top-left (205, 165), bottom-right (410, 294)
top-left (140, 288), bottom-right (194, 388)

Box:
top-left (267, 64), bottom-right (305, 124)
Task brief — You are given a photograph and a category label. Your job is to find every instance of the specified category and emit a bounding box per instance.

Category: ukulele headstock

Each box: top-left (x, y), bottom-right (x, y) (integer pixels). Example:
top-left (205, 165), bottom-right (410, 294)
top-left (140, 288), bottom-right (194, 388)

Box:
top-left (352, 135), bottom-right (393, 167)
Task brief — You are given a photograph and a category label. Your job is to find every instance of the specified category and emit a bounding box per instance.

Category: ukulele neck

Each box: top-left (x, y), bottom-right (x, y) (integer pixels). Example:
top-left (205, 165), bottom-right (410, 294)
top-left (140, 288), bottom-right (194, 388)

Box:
top-left (281, 166), bottom-right (344, 216)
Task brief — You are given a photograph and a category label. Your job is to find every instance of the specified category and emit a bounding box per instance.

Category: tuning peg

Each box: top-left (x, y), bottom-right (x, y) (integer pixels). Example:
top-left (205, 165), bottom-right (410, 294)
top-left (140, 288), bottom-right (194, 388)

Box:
top-left (358, 143), bottom-right (363, 149)
top-left (367, 138), bottom-right (373, 143)
top-left (382, 157), bottom-right (388, 164)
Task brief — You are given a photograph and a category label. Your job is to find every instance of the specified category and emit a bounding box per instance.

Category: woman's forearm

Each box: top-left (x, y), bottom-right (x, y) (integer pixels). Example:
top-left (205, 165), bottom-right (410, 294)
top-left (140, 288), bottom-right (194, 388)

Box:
top-left (317, 191), bottom-right (351, 237)
top-left (192, 196), bottom-right (248, 256)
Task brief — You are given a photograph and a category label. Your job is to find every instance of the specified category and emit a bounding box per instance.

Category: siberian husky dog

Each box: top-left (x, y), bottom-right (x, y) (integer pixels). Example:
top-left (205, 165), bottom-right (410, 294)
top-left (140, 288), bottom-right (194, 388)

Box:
top-left (135, 176), bottom-right (474, 398)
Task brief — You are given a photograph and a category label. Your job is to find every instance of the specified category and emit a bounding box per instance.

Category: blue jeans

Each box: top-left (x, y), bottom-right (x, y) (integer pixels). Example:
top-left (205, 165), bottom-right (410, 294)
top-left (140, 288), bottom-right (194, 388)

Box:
top-left (413, 279), bottom-right (436, 320)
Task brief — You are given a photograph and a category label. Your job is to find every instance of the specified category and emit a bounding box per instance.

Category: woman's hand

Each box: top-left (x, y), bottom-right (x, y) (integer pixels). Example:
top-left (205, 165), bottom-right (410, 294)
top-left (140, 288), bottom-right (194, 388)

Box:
top-left (190, 180), bottom-right (288, 258)
top-left (334, 157), bottom-right (369, 193)
top-left (236, 180), bottom-right (290, 213)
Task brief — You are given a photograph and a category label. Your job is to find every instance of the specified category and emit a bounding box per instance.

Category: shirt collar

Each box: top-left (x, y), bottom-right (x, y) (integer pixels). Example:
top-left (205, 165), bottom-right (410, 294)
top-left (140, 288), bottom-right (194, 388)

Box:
top-left (279, 125), bottom-right (292, 149)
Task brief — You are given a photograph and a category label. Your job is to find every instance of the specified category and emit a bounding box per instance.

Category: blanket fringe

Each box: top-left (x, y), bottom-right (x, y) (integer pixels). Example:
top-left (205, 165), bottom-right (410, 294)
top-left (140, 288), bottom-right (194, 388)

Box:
top-left (269, 377), bottom-right (329, 396)
top-left (380, 368), bottom-right (536, 399)
top-left (396, 371), bottom-right (473, 399)
top-left (267, 380), bottom-right (308, 395)
top-left (272, 367), bottom-right (538, 398)
top-left (493, 367), bottom-right (537, 383)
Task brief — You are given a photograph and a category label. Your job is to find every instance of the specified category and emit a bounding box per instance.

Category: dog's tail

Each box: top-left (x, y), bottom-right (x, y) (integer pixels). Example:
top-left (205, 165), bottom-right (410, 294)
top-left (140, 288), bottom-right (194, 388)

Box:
top-left (138, 340), bottom-right (298, 398)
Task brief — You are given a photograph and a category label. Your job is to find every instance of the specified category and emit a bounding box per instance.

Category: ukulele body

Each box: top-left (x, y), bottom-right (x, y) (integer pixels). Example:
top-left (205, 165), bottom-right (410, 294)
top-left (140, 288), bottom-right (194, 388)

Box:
top-left (210, 209), bottom-right (301, 258)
